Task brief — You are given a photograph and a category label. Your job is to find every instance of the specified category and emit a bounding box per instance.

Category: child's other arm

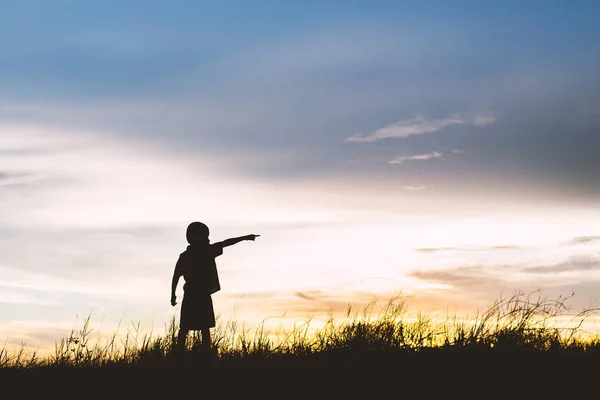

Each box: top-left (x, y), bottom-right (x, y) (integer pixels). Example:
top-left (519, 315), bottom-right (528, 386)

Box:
top-left (216, 234), bottom-right (260, 248)
top-left (171, 273), bottom-right (180, 306)
top-left (171, 259), bottom-right (183, 306)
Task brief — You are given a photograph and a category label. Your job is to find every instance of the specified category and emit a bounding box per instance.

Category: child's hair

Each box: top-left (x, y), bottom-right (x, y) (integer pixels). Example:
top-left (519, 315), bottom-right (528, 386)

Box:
top-left (186, 221), bottom-right (209, 244)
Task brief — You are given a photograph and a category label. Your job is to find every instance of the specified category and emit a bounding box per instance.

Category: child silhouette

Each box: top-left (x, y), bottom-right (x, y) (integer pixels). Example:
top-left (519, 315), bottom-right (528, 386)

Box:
top-left (171, 221), bottom-right (259, 353)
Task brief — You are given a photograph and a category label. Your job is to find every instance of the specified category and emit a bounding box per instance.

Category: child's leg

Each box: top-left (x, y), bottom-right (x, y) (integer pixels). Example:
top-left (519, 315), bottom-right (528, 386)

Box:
top-left (177, 328), bottom-right (189, 351)
top-left (201, 327), bottom-right (211, 348)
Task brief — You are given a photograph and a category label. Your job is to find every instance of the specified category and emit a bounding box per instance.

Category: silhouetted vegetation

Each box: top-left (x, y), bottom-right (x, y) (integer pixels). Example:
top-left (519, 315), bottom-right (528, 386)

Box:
top-left (2, 290), bottom-right (599, 370)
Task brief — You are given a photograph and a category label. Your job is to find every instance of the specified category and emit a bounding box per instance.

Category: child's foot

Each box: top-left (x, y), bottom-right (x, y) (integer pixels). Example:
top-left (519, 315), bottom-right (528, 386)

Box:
top-left (172, 348), bottom-right (187, 367)
top-left (199, 343), bottom-right (211, 353)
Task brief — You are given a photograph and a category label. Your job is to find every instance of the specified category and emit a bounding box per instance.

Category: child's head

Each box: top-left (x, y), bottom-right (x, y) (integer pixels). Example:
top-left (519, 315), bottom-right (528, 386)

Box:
top-left (186, 221), bottom-right (209, 245)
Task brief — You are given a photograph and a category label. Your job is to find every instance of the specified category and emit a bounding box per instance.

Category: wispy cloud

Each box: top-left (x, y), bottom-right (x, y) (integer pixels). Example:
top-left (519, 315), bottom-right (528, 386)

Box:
top-left (416, 246), bottom-right (520, 253)
top-left (389, 151), bottom-right (442, 164)
top-left (410, 253), bottom-right (600, 294)
top-left (294, 290), bottom-right (325, 300)
top-left (523, 255), bottom-right (600, 274)
top-left (403, 185), bottom-right (428, 191)
top-left (345, 114), bottom-right (495, 142)
top-left (410, 265), bottom-right (505, 290)
top-left (570, 236), bottom-right (600, 245)
top-left (0, 123), bottom-right (298, 230)
top-left (0, 290), bottom-right (56, 305)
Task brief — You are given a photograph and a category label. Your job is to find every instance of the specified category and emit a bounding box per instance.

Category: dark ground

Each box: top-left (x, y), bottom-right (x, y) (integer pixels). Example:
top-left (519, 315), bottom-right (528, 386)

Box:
top-left (1, 350), bottom-right (597, 397)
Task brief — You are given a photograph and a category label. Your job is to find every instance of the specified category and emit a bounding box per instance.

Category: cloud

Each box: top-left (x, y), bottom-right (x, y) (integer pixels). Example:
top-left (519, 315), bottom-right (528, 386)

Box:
top-left (416, 246), bottom-right (520, 253)
top-left (407, 259), bottom-right (600, 317)
top-left (410, 266), bottom-right (505, 291)
top-left (345, 114), bottom-right (496, 142)
top-left (389, 151), bottom-right (443, 164)
top-left (410, 253), bottom-right (600, 294)
top-left (0, 290), bottom-right (56, 305)
top-left (1, 123), bottom-right (318, 230)
top-left (416, 247), bottom-right (455, 254)
top-left (0, 264), bottom-right (163, 301)
top-left (523, 256), bottom-right (600, 274)
top-left (294, 290), bottom-right (325, 300)
top-left (570, 236), bottom-right (600, 245)
top-left (403, 185), bottom-right (428, 191)
top-left (0, 172), bottom-right (39, 187)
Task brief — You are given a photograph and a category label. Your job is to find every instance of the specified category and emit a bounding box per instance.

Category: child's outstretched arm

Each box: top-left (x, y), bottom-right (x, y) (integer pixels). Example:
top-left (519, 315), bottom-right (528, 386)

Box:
top-left (215, 234), bottom-right (260, 248)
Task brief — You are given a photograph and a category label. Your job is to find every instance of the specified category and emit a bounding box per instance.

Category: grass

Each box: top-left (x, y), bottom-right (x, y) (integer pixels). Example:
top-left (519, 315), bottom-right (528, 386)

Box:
top-left (2, 289), bottom-right (600, 370)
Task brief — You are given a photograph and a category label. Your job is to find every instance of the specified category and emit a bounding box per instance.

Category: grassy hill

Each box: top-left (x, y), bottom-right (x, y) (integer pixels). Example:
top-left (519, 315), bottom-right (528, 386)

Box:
top-left (1, 291), bottom-right (598, 395)
top-left (2, 290), bottom-right (599, 370)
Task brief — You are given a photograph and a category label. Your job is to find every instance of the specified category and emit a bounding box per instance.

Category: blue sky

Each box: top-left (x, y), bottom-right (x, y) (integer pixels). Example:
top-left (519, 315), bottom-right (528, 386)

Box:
top-left (1, 1), bottom-right (600, 353)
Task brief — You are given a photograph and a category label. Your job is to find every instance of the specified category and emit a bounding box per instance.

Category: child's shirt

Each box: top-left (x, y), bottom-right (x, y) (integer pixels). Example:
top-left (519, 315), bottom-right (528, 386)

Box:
top-left (174, 243), bottom-right (223, 295)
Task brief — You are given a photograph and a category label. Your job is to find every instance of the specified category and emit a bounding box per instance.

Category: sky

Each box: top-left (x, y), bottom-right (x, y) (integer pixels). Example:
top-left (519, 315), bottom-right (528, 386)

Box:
top-left (1, 0), bottom-right (600, 354)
